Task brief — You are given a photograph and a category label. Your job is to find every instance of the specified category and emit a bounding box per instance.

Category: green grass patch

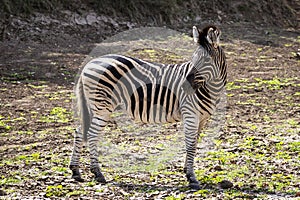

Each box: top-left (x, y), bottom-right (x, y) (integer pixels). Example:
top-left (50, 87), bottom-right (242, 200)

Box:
top-left (253, 77), bottom-right (296, 90)
top-left (0, 176), bottom-right (22, 185)
top-left (0, 115), bottom-right (11, 131)
top-left (45, 184), bottom-right (69, 197)
top-left (38, 107), bottom-right (72, 123)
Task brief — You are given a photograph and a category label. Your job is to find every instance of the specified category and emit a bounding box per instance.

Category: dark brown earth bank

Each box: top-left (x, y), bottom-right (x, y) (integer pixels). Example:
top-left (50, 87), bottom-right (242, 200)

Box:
top-left (0, 1), bottom-right (299, 199)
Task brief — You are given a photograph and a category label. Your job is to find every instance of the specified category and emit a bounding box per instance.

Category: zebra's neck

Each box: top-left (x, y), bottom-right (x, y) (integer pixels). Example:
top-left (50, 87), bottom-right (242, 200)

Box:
top-left (189, 81), bottom-right (224, 116)
top-left (187, 60), bottom-right (226, 116)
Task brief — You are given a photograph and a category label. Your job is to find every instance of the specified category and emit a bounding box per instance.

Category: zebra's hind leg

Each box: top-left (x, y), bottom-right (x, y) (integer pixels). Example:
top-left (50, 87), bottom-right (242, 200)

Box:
top-left (69, 127), bottom-right (84, 182)
top-left (87, 114), bottom-right (108, 183)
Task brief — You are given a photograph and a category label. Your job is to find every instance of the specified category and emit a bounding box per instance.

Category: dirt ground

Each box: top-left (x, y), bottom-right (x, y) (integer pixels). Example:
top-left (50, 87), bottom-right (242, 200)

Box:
top-left (0, 11), bottom-right (299, 199)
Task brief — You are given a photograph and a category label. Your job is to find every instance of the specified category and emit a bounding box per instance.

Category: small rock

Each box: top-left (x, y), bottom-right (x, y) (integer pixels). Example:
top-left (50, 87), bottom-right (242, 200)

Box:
top-left (218, 180), bottom-right (233, 189)
top-left (64, 178), bottom-right (76, 183)
top-left (38, 175), bottom-right (49, 181)
top-left (39, 192), bottom-right (46, 197)
top-left (86, 13), bottom-right (98, 25)
top-left (194, 15), bottom-right (201, 22)
top-left (254, 87), bottom-right (263, 92)
top-left (296, 51), bottom-right (300, 60)
top-left (45, 180), bottom-right (55, 185)
top-left (214, 165), bottom-right (223, 171)
top-left (0, 189), bottom-right (7, 196)
top-left (74, 14), bottom-right (87, 25)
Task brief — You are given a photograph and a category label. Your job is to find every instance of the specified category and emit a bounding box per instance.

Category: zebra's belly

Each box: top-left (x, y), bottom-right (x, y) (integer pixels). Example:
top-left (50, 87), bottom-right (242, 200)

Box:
top-left (126, 107), bottom-right (181, 123)
top-left (116, 97), bottom-right (181, 124)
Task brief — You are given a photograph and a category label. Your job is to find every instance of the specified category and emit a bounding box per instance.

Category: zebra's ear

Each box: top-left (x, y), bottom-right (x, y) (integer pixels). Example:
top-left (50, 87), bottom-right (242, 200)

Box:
top-left (193, 26), bottom-right (200, 44)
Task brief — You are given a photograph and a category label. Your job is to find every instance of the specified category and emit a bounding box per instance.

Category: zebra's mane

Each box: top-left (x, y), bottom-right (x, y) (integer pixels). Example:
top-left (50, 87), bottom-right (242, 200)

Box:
top-left (197, 25), bottom-right (219, 50)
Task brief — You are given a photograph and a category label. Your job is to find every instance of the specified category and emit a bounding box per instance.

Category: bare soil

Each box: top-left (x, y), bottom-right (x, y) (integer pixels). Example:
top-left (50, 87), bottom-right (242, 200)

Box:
top-left (0, 10), bottom-right (299, 199)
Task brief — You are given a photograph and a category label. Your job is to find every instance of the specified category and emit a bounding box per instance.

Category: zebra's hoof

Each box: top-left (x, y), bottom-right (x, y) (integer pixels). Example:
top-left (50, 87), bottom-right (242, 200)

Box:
top-left (94, 172), bottom-right (106, 183)
top-left (72, 175), bottom-right (84, 182)
top-left (91, 167), bottom-right (106, 183)
top-left (95, 175), bottom-right (106, 183)
top-left (189, 182), bottom-right (201, 190)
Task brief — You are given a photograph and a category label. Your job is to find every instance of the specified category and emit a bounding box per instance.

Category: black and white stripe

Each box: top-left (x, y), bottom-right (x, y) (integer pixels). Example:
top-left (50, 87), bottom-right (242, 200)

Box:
top-left (69, 25), bottom-right (227, 190)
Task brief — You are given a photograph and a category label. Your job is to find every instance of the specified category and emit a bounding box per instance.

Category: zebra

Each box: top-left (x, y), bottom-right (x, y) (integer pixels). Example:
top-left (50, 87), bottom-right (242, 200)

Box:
top-left (69, 25), bottom-right (227, 190)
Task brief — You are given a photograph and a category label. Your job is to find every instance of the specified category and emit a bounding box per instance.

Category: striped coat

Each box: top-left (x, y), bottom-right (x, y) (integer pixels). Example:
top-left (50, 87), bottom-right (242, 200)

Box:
top-left (70, 25), bottom-right (227, 190)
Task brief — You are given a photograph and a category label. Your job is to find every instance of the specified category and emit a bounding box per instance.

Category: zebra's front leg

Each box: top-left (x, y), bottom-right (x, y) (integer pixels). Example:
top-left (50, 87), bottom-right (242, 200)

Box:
top-left (69, 127), bottom-right (84, 182)
top-left (184, 137), bottom-right (200, 190)
top-left (88, 117), bottom-right (107, 183)
top-left (184, 117), bottom-right (208, 190)
top-left (183, 115), bottom-right (201, 190)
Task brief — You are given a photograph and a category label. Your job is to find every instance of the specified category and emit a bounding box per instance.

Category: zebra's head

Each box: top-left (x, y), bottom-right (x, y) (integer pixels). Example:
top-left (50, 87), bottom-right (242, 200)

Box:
top-left (193, 25), bottom-right (221, 49)
top-left (183, 25), bottom-right (224, 94)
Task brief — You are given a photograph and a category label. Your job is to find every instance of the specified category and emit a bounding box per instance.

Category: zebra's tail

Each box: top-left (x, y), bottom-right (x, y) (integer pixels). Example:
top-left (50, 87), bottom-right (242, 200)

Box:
top-left (76, 75), bottom-right (90, 142)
